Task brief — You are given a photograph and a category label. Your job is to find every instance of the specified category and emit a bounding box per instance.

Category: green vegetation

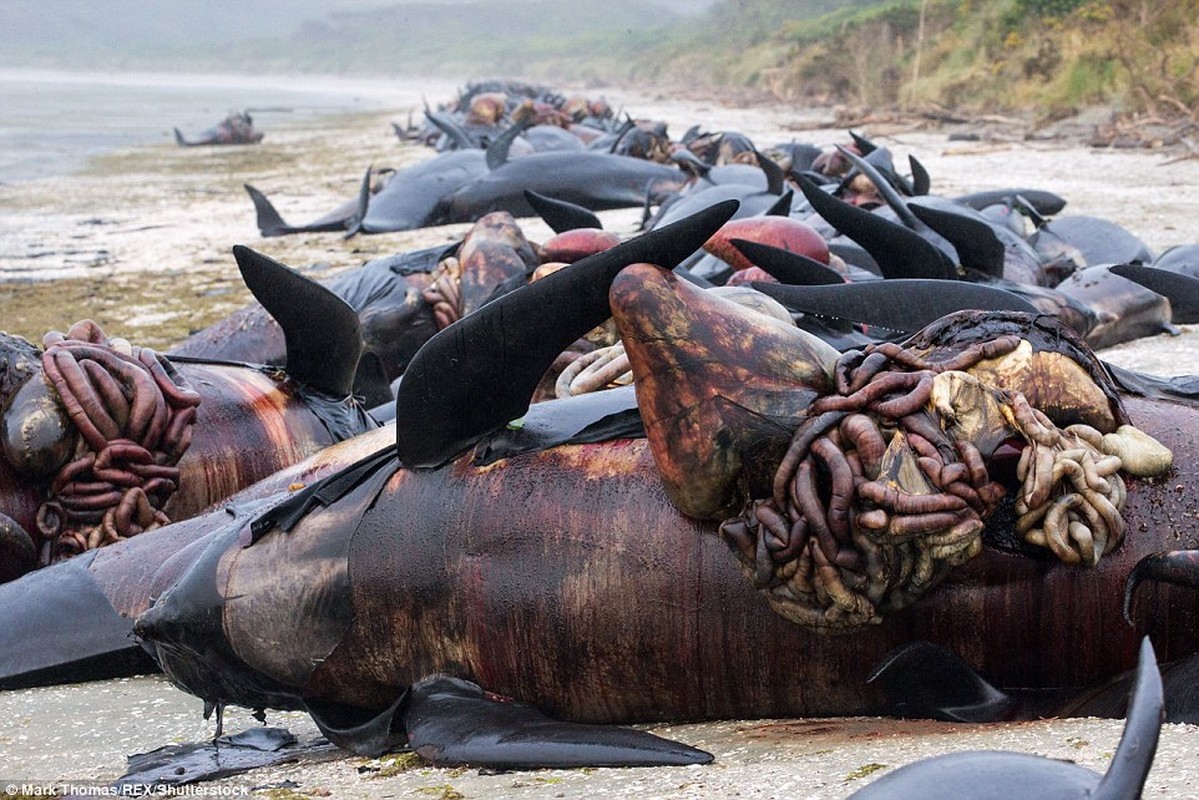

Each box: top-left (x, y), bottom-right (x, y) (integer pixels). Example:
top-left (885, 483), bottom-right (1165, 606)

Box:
top-left (414, 786), bottom-right (465, 800)
top-left (844, 762), bottom-right (889, 781)
top-left (362, 751), bottom-right (425, 777)
top-left (659, 0), bottom-right (1199, 118)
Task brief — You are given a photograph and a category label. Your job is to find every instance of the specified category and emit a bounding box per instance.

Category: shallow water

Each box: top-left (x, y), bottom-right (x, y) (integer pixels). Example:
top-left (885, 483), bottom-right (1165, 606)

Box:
top-left (0, 69), bottom-right (452, 182)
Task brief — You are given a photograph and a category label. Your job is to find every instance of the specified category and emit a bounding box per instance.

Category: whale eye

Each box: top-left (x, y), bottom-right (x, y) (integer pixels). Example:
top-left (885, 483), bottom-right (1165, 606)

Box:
top-left (0, 371), bottom-right (77, 480)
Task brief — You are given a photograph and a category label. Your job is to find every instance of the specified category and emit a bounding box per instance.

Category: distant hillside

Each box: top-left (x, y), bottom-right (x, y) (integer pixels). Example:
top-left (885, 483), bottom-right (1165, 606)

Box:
top-left (729, 0), bottom-right (1199, 120)
top-left (216, 1), bottom-right (683, 78)
top-left (4, 0), bottom-right (1195, 121)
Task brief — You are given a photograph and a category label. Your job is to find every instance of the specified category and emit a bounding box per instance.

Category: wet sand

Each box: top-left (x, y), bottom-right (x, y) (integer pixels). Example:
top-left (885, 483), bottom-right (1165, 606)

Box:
top-left (1, 77), bottom-right (1199, 797)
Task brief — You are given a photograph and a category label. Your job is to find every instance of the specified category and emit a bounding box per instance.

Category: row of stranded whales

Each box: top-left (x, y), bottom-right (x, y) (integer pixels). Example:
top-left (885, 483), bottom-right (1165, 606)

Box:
top-left (10, 188), bottom-right (1197, 585)
top-left (397, 79), bottom-right (623, 153)
top-left (3, 200), bottom-right (1199, 794)
top-left (229, 76), bottom-right (1198, 361)
top-left (223, 163), bottom-right (1198, 420)
top-left (246, 98), bottom-right (682, 238)
top-left (17, 81), bottom-right (1199, 785)
top-left (10, 153), bottom-right (1191, 583)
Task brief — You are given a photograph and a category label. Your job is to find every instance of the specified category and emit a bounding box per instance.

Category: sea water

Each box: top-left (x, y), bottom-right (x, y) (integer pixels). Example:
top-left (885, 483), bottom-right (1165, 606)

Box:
top-left (0, 69), bottom-right (448, 183)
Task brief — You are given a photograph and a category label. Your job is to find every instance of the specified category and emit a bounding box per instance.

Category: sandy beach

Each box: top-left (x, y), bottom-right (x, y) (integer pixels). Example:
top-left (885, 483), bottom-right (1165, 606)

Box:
top-left (1, 74), bottom-right (1199, 798)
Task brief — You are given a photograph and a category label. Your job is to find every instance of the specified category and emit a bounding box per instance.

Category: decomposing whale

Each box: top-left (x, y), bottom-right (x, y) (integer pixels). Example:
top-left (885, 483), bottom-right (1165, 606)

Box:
top-left (0, 246), bottom-right (377, 584)
top-left (0, 202), bottom-right (736, 690)
top-left (171, 210), bottom-right (543, 390)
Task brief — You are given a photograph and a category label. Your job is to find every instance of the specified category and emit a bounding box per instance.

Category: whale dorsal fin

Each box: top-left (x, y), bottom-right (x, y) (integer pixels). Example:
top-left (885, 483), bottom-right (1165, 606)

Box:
top-left (244, 184), bottom-right (291, 237)
top-left (485, 117), bottom-right (533, 170)
top-left (909, 155), bottom-right (931, 196)
top-left (424, 110), bottom-right (475, 150)
top-left (342, 164), bottom-right (374, 239)
top-left (908, 200), bottom-right (1006, 280)
top-left (731, 239), bottom-right (844, 285)
top-left (1092, 637), bottom-right (1164, 800)
top-left (1110, 264), bottom-right (1199, 324)
top-left (798, 176), bottom-right (957, 280)
top-left (523, 189), bottom-right (603, 233)
top-left (764, 189), bottom-right (794, 217)
top-left (849, 129), bottom-right (877, 155)
top-left (394, 200), bottom-right (739, 468)
top-left (754, 279), bottom-right (1036, 333)
top-left (232, 246), bottom-right (362, 397)
top-left (756, 149), bottom-right (785, 196)
top-left (837, 145), bottom-right (920, 228)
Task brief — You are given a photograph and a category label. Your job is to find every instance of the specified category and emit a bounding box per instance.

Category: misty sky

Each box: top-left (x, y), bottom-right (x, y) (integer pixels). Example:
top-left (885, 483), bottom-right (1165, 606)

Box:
top-left (1, 0), bottom-right (717, 55)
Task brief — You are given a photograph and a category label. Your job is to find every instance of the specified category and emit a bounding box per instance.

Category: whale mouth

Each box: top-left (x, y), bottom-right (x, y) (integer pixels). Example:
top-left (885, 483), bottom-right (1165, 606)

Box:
top-left (611, 263), bottom-right (1173, 633)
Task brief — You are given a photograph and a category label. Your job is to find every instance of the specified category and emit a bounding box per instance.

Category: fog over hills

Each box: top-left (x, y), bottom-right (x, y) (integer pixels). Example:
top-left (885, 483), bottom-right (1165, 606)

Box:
top-left (1, 0), bottom-right (715, 66)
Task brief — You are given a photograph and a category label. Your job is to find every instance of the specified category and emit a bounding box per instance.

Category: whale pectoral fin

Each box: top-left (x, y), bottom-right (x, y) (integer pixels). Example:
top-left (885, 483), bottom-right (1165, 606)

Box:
top-left (401, 676), bottom-right (713, 769)
top-left (867, 642), bottom-right (1014, 723)
top-left (303, 694), bottom-right (409, 758)
top-left (1102, 362), bottom-right (1199, 407)
top-left (848, 642), bottom-right (1163, 798)
top-left (232, 245), bottom-right (362, 398)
